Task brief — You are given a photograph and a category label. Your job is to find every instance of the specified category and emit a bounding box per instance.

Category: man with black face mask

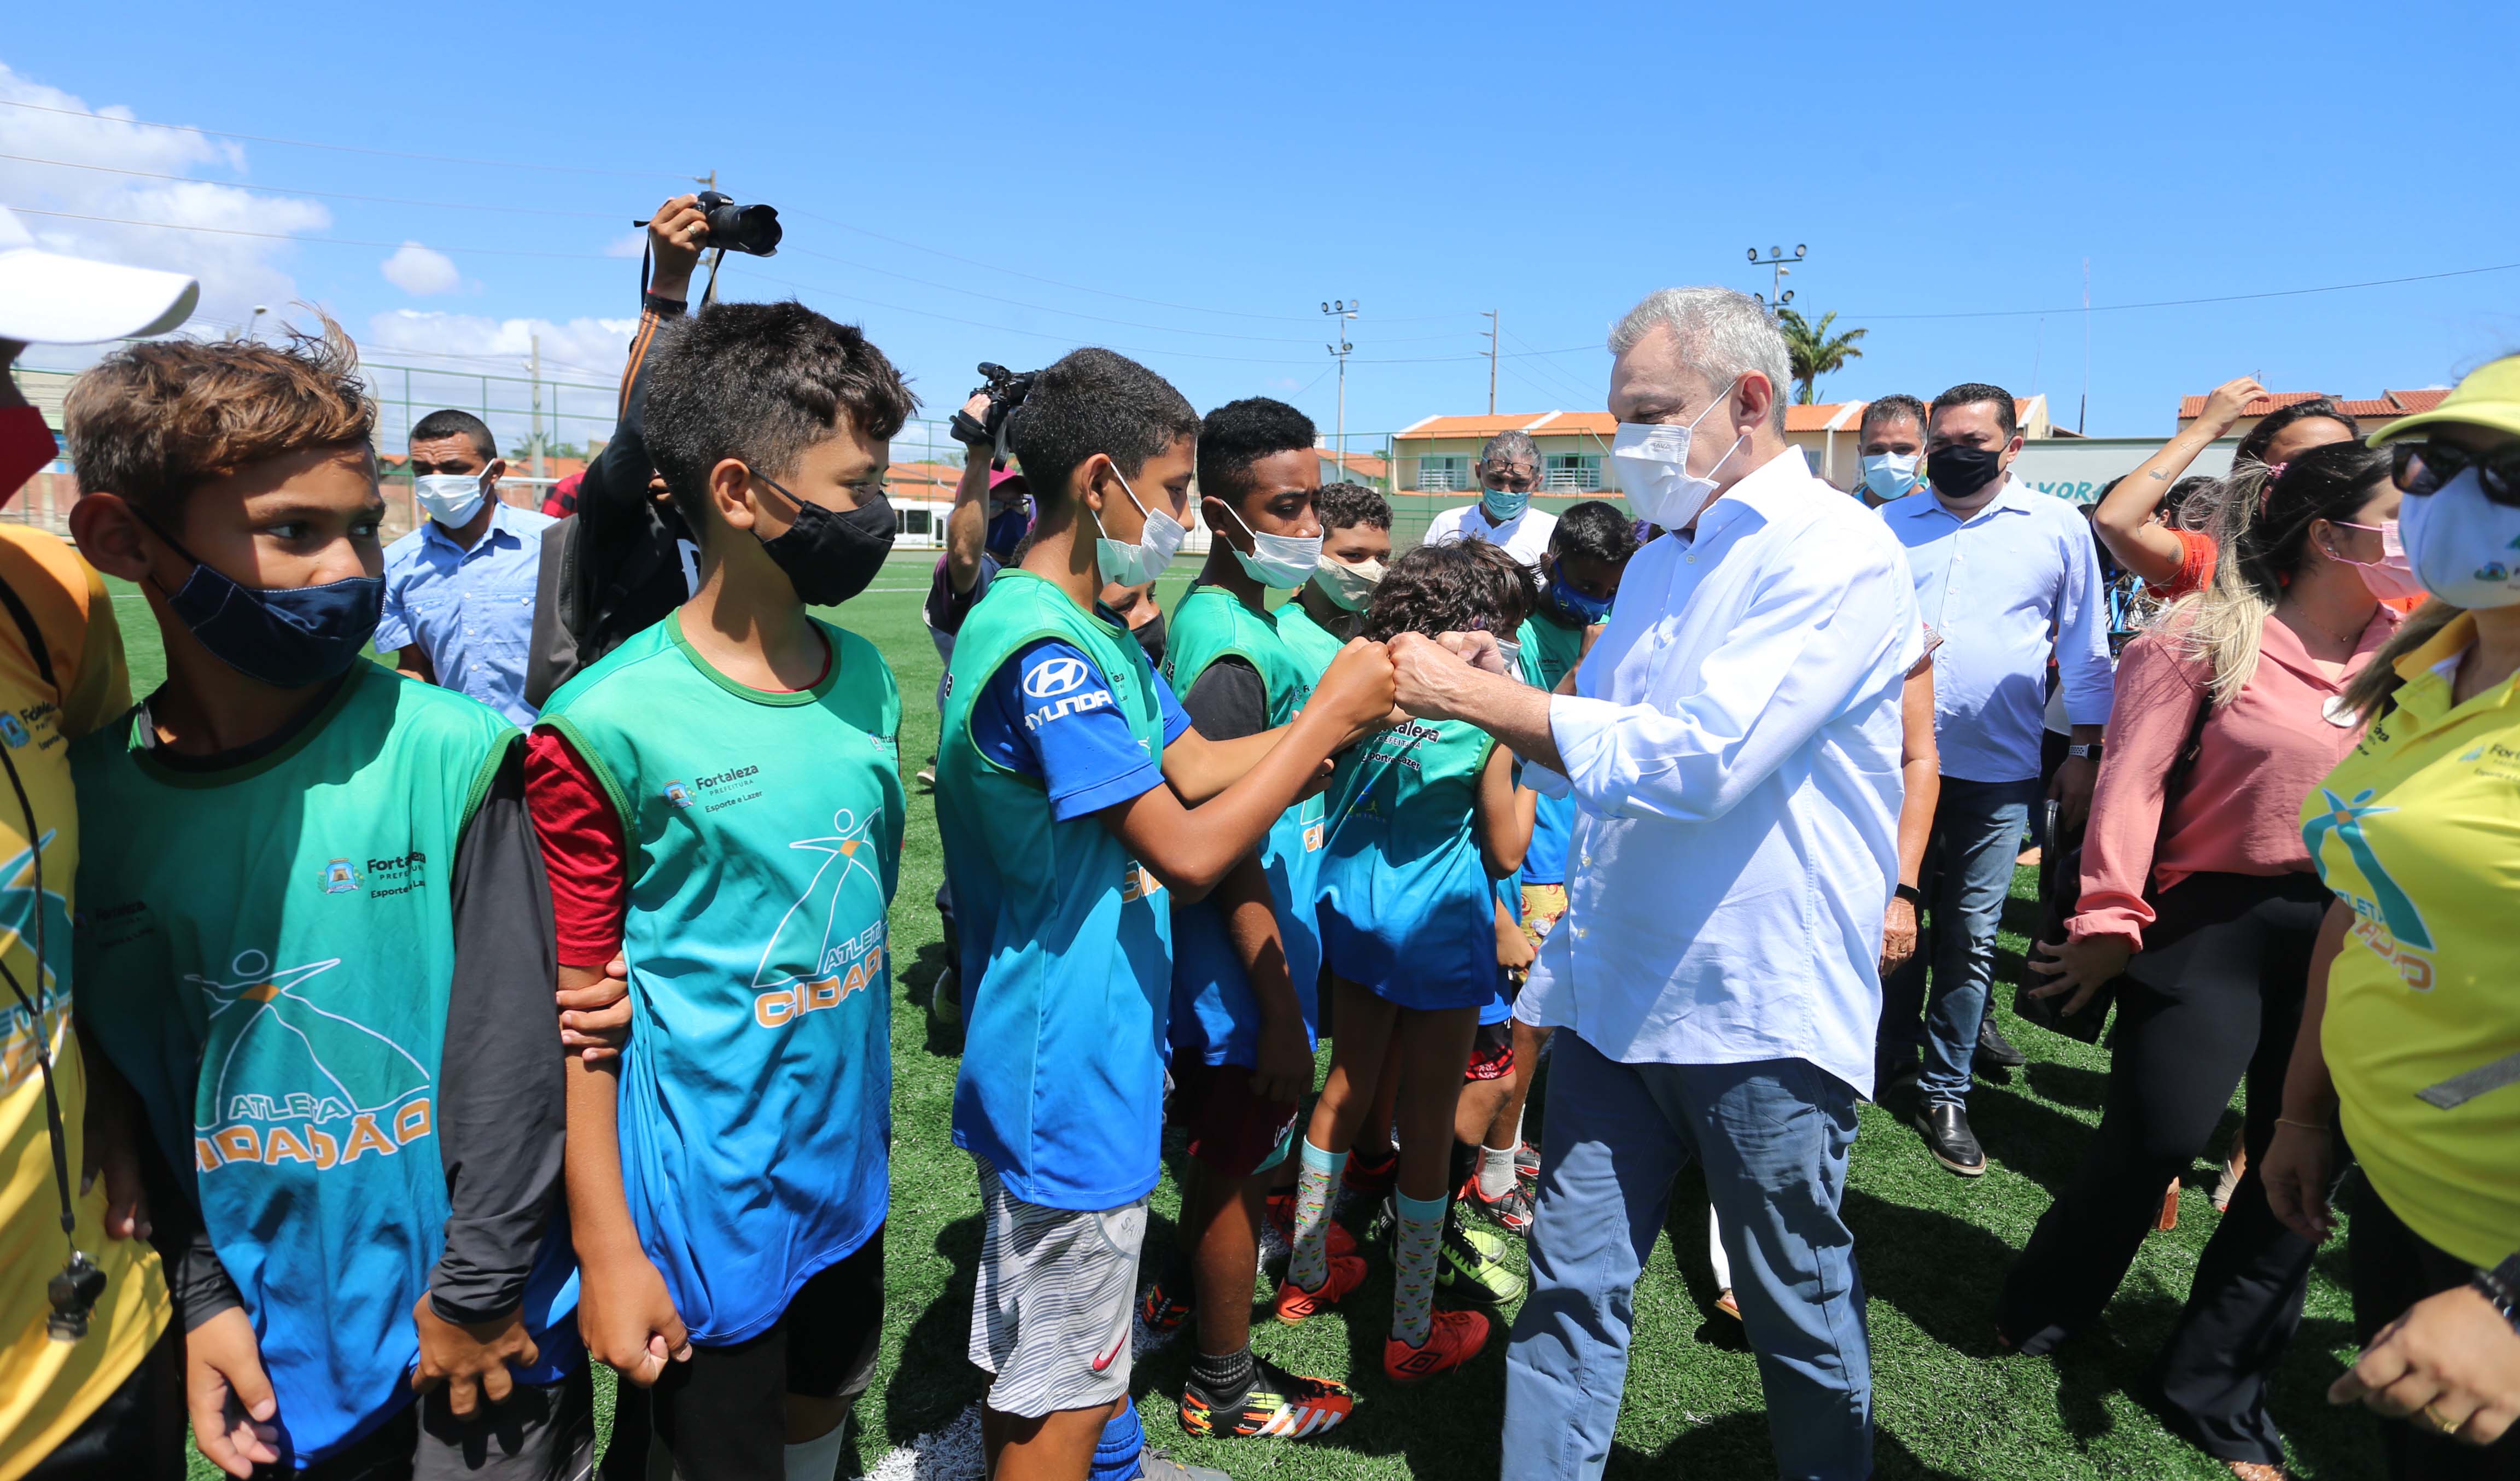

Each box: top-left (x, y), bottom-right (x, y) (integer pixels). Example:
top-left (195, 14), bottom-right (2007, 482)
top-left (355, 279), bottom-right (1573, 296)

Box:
top-left (1875, 383), bottom-right (2114, 1176)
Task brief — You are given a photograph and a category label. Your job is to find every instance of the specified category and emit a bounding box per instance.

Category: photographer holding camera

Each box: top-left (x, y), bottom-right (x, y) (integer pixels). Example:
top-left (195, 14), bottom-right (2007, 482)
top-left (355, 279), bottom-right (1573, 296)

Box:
top-left (523, 193), bottom-right (776, 705)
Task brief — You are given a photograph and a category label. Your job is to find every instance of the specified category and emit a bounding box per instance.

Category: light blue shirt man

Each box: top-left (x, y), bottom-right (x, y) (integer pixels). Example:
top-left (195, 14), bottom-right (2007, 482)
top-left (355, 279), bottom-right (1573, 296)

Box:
top-left (1877, 473), bottom-right (2114, 781)
top-left (377, 499), bottom-right (557, 725)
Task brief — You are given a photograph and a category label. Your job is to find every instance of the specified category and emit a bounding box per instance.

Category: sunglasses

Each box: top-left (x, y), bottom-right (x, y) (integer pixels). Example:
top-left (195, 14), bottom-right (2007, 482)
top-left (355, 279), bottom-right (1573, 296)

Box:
top-left (2391, 436), bottom-right (2520, 507)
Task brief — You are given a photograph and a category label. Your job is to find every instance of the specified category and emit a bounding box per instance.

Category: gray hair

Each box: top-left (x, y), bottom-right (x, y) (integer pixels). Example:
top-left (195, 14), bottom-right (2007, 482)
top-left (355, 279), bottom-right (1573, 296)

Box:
top-left (1480, 429), bottom-right (1538, 469)
top-left (1607, 286), bottom-right (1791, 433)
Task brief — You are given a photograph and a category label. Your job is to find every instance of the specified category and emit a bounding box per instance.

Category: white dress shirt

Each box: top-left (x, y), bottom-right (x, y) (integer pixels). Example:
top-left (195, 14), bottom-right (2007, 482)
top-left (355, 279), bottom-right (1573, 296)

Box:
top-left (1422, 500), bottom-right (1558, 567)
top-left (1877, 474), bottom-right (2114, 784)
top-left (1515, 447), bottom-right (1919, 1098)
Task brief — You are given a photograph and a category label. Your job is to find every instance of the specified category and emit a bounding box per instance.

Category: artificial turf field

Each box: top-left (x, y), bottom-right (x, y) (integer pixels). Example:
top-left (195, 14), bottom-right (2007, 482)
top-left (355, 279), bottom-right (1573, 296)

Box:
top-left (116, 555), bottom-right (2385, 1479)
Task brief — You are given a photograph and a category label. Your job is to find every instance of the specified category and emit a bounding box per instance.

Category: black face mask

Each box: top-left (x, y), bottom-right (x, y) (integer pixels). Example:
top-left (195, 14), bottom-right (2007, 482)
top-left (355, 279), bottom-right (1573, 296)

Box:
top-left (1925, 444), bottom-right (2005, 501)
top-left (752, 473), bottom-right (896, 607)
top-left (1133, 612), bottom-right (1166, 667)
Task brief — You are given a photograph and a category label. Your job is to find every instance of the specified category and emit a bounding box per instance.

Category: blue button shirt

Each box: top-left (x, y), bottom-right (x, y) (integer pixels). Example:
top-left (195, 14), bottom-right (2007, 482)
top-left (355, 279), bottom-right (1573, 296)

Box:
top-left (376, 501), bottom-right (557, 725)
top-left (1877, 475), bottom-right (2114, 784)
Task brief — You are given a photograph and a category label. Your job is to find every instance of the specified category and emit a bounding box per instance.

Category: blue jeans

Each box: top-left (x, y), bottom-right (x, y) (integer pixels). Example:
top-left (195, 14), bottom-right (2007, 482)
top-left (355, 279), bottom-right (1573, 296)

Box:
top-left (1878, 777), bottom-right (2038, 1106)
top-left (1501, 1034), bottom-right (1872, 1480)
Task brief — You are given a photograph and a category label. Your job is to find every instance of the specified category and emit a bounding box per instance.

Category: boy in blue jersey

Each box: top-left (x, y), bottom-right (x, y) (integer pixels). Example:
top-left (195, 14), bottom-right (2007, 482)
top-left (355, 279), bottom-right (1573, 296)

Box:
top-left (534, 301), bottom-right (913, 1481)
top-left (936, 350), bottom-right (1396, 1481)
top-left (1456, 501), bottom-right (1635, 1237)
top-left (64, 328), bottom-right (587, 1478)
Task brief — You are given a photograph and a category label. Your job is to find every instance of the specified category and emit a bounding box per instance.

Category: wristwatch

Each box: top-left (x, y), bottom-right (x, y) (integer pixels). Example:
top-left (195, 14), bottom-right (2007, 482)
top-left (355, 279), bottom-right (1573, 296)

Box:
top-left (1894, 883), bottom-right (1924, 908)
top-left (2475, 1254), bottom-right (2520, 1337)
top-left (2068, 742), bottom-right (2104, 761)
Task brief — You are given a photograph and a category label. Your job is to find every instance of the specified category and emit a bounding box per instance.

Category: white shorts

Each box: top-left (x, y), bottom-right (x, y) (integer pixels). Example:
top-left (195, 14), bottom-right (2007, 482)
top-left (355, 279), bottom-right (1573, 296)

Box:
top-left (967, 1159), bottom-right (1148, 1418)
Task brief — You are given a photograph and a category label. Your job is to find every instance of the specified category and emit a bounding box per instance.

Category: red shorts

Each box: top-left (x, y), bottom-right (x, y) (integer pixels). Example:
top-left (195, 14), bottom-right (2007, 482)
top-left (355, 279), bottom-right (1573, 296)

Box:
top-left (1464, 1018), bottom-right (1515, 1083)
top-left (1168, 1062), bottom-right (1299, 1179)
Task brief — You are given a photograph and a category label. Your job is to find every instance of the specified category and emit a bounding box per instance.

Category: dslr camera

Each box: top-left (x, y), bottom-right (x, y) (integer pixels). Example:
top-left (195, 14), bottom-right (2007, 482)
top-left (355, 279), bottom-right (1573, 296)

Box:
top-left (695, 191), bottom-right (782, 256)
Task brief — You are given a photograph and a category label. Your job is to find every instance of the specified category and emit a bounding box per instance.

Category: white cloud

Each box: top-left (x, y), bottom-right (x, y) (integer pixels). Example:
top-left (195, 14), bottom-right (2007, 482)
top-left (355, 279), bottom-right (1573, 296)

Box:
top-left (363, 310), bottom-right (640, 452)
top-left (380, 242), bottom-right (460, 296)
top-left (0, 60), bottom-right (331, 357)
top-left (604, 229), bottom-right (647, 259)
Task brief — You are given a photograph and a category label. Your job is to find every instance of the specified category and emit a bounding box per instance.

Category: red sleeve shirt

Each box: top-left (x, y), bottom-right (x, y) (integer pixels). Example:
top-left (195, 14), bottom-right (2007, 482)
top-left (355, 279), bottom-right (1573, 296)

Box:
top-left (523, 728), bottom-right (628, 967)
top-left (2144, 527), bottom-right (2218, 602)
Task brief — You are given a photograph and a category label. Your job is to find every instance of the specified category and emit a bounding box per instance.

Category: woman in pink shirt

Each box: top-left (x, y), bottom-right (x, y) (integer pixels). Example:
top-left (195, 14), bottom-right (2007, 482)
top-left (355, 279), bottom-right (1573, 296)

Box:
top-left (1998, 442), bottom-right (2408, 1481)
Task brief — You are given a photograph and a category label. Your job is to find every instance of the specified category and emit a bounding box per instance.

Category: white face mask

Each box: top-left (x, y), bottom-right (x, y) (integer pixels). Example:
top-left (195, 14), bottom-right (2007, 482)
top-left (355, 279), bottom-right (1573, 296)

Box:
top-left (415, 470), bottom-right (488, 528)
top-left (1090, 464), bottom-right (1187, 586)
top-left (1860, 452), bottom-right (1921, 502)
top-left (1311, 553), bottom-right (1385, 612)
top-left (2400, 468), bottom-right (2520, 609)
top-left (1612, 378), bottom-right (1746, 529)
top-left (1215, 499), bottom-right (1323, 588)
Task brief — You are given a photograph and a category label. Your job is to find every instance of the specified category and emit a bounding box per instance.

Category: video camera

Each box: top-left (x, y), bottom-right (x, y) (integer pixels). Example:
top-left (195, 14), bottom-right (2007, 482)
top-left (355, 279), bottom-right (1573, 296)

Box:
top-left (952, 362), bottom-right (1040, 467)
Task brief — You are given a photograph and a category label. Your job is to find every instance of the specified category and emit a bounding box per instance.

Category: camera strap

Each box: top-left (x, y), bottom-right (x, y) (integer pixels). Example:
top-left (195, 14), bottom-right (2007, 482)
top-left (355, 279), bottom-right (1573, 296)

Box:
top-left (702, 248), bottom-right (727, 307)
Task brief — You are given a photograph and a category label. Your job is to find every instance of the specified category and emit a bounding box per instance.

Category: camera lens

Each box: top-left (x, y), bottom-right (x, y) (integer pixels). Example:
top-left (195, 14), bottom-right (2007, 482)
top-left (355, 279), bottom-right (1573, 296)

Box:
top-left (702, 200), bottom-right (783, 258)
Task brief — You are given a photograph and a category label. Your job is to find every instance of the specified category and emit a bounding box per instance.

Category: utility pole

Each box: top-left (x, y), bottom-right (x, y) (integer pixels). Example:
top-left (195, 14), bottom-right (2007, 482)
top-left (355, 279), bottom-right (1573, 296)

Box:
top-left (1482, 309), bottom-right (1499, 415)
top-left (1748, 243), bottom-right (1806, 311)
top-left (1322, 299), bottom-right (1357, 477)
top-left (528, 333), bottom-right (545, 484)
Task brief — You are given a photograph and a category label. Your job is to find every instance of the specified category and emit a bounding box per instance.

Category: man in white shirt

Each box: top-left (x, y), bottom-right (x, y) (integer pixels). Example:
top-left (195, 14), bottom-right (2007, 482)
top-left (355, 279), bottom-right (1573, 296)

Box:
top-left (1419, 429), bottom-right (1557, 565)
top-left (1388, 287), bottom-right (1916, 1481)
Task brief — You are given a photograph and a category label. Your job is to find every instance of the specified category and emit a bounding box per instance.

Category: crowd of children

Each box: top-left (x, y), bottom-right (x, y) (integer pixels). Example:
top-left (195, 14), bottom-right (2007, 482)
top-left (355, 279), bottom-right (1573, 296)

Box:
top-left (8, 269), bottom-right (1660, 1479)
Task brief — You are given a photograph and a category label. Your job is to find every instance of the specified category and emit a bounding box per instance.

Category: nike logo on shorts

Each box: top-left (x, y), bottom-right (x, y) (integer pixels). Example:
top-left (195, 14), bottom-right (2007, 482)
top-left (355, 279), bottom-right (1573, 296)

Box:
top-left (1092, 1334), bottom-right (1125, 1372)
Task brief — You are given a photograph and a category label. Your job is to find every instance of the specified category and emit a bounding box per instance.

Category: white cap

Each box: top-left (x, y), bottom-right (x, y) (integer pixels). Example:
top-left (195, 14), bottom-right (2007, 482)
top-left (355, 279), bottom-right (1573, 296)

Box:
top-left (0, 206), bottom-right (200, 345)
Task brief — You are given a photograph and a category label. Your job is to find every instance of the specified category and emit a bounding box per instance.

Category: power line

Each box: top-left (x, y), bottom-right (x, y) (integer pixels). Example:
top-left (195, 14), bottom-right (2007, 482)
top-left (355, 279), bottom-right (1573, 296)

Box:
top-left (785, 206), bottom-right (1477, 326)
top-left (0, 97), bottom-right (684, 179)
top-left (1850, 261), bottom-right (2520, 321)
top-left (0, 153), bottom-right (625, 219)
top-left (10, 208), bottom-right (616, 261)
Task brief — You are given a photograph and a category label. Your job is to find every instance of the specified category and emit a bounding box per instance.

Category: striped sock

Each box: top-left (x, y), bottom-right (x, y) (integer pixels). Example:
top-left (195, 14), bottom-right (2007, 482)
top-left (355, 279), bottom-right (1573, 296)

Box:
top-left (1290, 1138), bottom-right (1344, 1291)
top-left (1391, 1190), bottom-right (1446, 1347)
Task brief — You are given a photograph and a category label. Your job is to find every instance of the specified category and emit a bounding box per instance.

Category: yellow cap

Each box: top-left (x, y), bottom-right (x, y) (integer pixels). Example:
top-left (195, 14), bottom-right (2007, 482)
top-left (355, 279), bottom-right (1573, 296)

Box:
top-left (2368, 355), bottom-right (2520, 447)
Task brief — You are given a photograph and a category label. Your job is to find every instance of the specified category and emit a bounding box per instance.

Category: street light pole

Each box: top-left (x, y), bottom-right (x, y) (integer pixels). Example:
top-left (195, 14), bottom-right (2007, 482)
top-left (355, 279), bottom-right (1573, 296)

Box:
top-left (1483, 308), bottom-right (1498, 415)
top-left (1321, 299), bottom-right (1358, 476)
top-left (1747, 243), bottom-right (1806, 311)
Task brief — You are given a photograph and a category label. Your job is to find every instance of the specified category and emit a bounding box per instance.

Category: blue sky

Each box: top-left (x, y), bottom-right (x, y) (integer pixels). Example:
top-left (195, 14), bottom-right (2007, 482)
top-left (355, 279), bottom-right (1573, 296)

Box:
top-left (7, 1), bottom-right (2517, 450)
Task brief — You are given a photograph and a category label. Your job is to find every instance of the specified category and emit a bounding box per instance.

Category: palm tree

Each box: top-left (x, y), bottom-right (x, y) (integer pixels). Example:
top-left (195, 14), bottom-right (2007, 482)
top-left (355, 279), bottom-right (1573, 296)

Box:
top-left (1775, 308), bottom-right (1869, 405)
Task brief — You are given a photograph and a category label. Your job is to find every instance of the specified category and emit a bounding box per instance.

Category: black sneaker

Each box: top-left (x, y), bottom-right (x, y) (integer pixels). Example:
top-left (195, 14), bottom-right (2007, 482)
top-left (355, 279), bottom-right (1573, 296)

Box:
top-left (1914, 1101), bottom-right (1986, 1177)
top-left (1177, 1354), bottom-right (1355, 1440)
top-left (1976, 1016), bottom-right (2027, 1070)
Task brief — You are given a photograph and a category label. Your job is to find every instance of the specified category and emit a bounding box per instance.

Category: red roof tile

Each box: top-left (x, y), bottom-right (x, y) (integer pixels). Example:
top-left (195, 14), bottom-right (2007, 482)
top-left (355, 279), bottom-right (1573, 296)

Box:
top-left (2383, 388), bottom-right (2451, 413)
top-left (2176, 390), bottom-right (2332, 419)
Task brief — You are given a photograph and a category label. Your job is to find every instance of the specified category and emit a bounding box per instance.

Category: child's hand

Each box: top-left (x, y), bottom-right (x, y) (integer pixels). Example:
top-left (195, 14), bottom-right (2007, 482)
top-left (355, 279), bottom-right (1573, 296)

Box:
top-left (187, 1307), bottom-right (281, 1479)
top-left (1496, 913), bottom-right (1537, 975)
top-left (1315, 638), bottom-right (1397, 739)
top-left (579, 1243), bottom-right (692, 1387)
top-left (558, 954), bottom-right (634, 1063)
top-left (411, 1298), bottom-right (540, 1417)
top-left (1250, 1012), bottom-right (1315, 1107)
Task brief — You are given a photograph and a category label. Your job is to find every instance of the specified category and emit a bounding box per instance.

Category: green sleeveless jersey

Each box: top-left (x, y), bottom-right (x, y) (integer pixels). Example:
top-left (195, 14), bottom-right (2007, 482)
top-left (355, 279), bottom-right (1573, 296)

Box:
top-left (1514, 611), bottom-right (1588, 885)
top-left (937, 570), bottom-right (1176, 1209)
top-left (1163, 586), bottom-right (1325, 1066)
top-left (1272, 598), bottom-right (1349, 685)
top-left (72, 663), bottom-right (564, 1461)
top-left (538, 613), bottom-right (901, 1344)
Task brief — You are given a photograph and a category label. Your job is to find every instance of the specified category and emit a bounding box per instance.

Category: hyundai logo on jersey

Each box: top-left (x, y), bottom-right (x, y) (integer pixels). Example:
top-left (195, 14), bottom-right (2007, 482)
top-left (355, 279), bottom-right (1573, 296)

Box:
top-left (1023, 656), bottom-right (1090, 699)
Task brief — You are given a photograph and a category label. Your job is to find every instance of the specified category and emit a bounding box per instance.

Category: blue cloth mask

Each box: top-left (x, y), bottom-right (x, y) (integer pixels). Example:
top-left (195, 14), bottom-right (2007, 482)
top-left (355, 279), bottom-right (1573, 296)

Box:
top-left (1480, 485), bottom-right (1531, 521)
top-left (1547, 570), bottom-right (1612, 625)
top-left (141, 514), bottom-right (382, 688)
top-left (984, 502), bottom-right (1031, 562)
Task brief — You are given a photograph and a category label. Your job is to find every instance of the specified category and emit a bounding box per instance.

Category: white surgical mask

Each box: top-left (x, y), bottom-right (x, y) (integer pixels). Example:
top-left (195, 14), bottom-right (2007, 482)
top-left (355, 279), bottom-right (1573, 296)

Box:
top-left (1310, 553), bottom-right (1384, 611)
top-left (2399, 468), bottom-right (2520, 609)
top-left (415, 470), bottom-right (488, 528)
top-left (1215, 500), bottom-right (1323, 588)
top-left (1090, 465), bottom-right (1187, 586)
top-left (1861, 452), bottom-right (1921, 502)
top-left (1612, 379), bottom-right (1746, 529)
